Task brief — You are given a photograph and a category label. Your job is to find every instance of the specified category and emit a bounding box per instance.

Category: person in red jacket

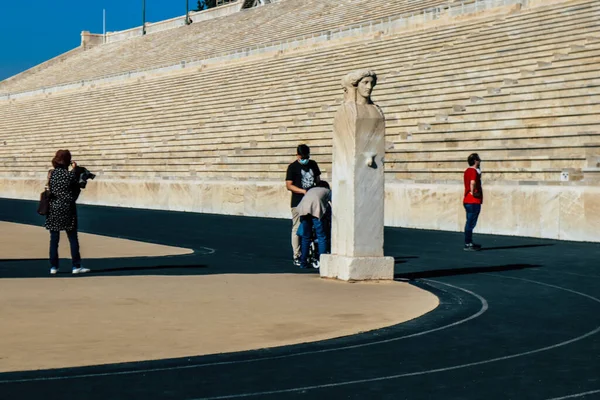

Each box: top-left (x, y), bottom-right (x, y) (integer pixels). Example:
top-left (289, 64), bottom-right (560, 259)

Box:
top-left (463, 153), bottom-right (483, 251)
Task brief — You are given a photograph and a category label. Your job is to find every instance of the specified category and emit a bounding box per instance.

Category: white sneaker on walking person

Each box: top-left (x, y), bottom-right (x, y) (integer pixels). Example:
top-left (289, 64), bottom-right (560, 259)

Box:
top-left (72, 267), bottom-right (90, 274)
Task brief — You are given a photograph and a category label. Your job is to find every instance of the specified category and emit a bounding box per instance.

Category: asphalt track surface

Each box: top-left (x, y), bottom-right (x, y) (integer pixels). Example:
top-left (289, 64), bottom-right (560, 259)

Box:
top-left (0, 198), bottom-right (599, 400)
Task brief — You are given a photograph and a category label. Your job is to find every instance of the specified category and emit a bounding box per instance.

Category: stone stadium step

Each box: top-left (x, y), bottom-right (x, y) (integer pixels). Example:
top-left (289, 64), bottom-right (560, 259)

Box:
top-left (2, 86), bottom-right (596, 149)
top-left (3, 0), bottom-right (596, 98)
top-left (405, 20), bottom-right (598, 72)
top-left (389, 145), bottom-right (597, 160)
top-left (0, 0), bottom-right (576, 98)
top-left (2, 156), bottom-right (582, 182)
top-left (417, 112), bottom-right (598, 133)
top-left (4, 39), bottom-right (596, 136)
top-left (2, 10), bottom-right (592, 119)
top-left (3, 57), bottom-right (596, 142)
top-left (34, 21), bottom-right (600, 108)
top-left (14, 136), bottom-right (595, 165)
top-left (394, 123), bottom-right (600, 144)
top-left (399, 132), bottom-right (600, 149)
top-left (1, 0), bottom-right (600, 188)
top-left (0, 0), bottom-right (451, 94)
top-left (387, 159), bottom-right (587, 171)
top-left (1, 165), bottom-right (594, 185)
top-left (7, 144), bottom-right (594, 171)
top-left (387, 169), bottom-right (579, 181)
top-left (1, 109), bottom-right (598, 159)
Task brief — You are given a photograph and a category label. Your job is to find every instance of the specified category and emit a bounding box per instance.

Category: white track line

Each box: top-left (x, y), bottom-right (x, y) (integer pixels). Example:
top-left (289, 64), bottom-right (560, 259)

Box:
top-left (197, 247), bottom-right (216, 255)
top-left (540, 270), bottom-right (600, 280)
top-left (0, 280), bottom-right (487, 384)
top-left (189, 275), bottom-right (600, 400)
top-left (545, 389), bottom-right (600, 399)
top-left (485, 273), bottom-right (600, 303)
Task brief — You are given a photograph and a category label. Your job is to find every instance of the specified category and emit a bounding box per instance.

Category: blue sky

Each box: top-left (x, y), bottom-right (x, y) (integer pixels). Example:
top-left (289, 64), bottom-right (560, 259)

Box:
top-left (0, 1), bottom-right (197, 81)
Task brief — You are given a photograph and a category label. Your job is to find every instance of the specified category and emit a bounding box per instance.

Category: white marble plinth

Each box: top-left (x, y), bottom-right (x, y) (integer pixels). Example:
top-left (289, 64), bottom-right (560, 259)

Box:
top-left (322, 91), bottom-right (392, 281)
top-left (320, 254), bottom-right (394, 281)
top-left (329, 102), bottom-right (387, 259)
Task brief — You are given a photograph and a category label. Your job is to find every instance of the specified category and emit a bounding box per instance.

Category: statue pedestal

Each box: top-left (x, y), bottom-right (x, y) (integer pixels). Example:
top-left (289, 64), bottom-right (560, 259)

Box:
top-left (320, 255), bottom-right (394, 281)
top-left (320, 101), bottom-right (394, 281)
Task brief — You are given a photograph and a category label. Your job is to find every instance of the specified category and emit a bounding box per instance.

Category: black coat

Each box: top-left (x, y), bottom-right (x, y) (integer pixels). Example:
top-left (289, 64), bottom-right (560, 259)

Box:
top-left (44, 167), bottom-right (78, 231)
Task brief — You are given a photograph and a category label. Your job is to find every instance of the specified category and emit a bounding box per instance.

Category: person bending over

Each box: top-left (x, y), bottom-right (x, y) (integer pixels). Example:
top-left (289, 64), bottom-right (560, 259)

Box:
top-left (296, 181), bottom-right (331, 269)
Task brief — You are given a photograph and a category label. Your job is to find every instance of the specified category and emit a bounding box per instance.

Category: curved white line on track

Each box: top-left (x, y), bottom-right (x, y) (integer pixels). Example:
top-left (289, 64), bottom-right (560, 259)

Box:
top-left (545, 389), bottom-right (600, 399)
top-left (0, 280), bottom-right (487, 384)
top-left (540, 270), bottom-right (600, 280)
top-left (196, 247), bottom-right (216, 255)
top-left (485, 274), bottom-right (600, 303)
top-left (189, 275), bottom-right (600, 400)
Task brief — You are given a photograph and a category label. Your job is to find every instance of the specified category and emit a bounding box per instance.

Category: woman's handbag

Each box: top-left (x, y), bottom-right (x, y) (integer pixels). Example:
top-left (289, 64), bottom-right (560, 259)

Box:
top-left (37, 170), bottom-right (52, 216)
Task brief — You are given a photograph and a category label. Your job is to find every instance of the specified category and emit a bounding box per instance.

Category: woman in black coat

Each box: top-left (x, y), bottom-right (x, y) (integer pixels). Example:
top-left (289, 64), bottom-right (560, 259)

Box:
top-left (45, 149), bottom-right (90, 275)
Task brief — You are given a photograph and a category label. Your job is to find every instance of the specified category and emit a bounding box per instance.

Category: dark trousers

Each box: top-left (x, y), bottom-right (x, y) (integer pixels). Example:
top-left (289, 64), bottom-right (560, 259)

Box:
top-left (464, 203), bottom-right (481, 244)
top-left (299, 216), bottom-right (328, 268)
top-left (49, 230), bottom-right (81, 269)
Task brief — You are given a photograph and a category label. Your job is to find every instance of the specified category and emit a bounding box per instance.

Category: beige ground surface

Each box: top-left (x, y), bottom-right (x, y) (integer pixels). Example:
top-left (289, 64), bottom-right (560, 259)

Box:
top-left (0, 274), bottom-right (439, 372)
top-left (0, 221), bottom-right (193, 259)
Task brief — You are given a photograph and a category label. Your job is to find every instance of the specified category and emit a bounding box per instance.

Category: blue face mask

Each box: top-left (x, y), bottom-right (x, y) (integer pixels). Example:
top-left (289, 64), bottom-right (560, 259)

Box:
top-left (298, 158), bottom-right (309, 165)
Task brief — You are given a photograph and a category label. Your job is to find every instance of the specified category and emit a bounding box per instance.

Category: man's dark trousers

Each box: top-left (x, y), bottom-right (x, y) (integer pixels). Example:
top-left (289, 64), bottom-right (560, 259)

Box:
top-left (464, 203), bottom-right (481, 244)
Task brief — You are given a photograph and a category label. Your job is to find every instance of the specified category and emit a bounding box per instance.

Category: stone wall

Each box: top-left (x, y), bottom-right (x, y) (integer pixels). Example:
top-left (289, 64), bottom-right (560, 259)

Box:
top-left (2, 177), bottom-right (598, 242)
top-left (80, 32), bottom-right (105, 48)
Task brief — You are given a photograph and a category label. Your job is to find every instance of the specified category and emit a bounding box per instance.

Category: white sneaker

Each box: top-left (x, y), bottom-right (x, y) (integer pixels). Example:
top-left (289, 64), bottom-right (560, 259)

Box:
top-left (50, 267), bottom-right (58, 275)
top-left (72, 267), bottom-right (90, 274)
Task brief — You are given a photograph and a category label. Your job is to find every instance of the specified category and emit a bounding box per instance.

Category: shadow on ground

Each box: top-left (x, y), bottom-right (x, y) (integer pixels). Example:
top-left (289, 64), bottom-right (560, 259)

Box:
top-left (0, 198), bottom-right (599, 281)
top-left (479, 244), bottom-right (554, 251)
top-left (395, 263), bottom-right (542, 280)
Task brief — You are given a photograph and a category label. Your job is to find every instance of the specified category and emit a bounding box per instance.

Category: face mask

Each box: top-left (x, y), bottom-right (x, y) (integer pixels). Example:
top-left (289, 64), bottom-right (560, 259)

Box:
top-left (299, 158), bottom-right (309, 165)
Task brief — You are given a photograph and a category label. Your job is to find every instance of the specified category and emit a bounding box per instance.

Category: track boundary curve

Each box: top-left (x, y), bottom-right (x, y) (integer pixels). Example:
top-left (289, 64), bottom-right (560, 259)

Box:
top-left (187, 275), bottom-right (600, 400)
top-left (0, 280), bottom-right (486, 384)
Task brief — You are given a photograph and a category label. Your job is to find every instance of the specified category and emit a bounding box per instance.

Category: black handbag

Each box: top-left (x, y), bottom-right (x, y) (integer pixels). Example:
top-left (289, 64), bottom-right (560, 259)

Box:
top-left (37, 170), bottom-right (52, 216)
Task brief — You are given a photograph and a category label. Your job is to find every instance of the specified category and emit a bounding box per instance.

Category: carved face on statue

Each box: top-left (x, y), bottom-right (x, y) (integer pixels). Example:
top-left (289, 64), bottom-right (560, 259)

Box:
top-left (341, 70), bottom-right (378, 104)
top-left (357, 77), bottom-right (375, 103)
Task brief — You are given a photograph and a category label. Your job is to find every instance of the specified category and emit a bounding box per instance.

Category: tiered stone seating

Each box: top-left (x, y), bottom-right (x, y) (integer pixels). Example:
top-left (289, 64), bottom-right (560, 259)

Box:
top-left (0, 0), bottom-right (450, 94)
top-left (1, 0), bottom-right (599, 186)
top-left (385, 0), bottom-right (600, 182)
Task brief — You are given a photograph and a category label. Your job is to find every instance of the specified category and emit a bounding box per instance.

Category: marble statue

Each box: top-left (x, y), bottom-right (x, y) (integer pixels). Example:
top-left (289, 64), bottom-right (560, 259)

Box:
top-left (320, 70), bottom-right (394, 281)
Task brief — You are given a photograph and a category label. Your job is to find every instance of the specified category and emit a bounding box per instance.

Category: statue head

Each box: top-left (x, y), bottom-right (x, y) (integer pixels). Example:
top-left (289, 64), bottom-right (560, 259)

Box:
top-left (341, 70), bottom-right (378, 104)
